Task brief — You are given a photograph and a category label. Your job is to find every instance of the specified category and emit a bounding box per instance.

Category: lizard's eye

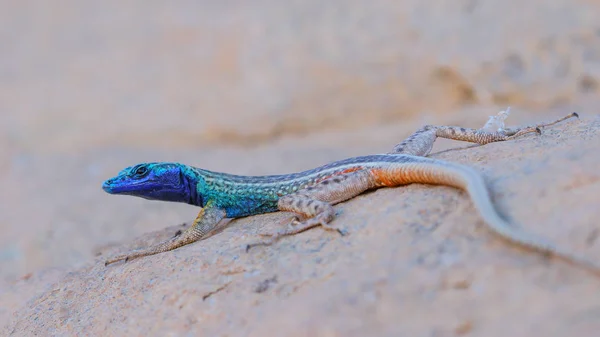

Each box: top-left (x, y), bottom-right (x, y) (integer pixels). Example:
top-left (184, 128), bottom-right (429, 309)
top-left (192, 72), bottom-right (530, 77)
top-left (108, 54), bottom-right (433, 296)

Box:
top-left (132, 165), bottom-right (149, 177)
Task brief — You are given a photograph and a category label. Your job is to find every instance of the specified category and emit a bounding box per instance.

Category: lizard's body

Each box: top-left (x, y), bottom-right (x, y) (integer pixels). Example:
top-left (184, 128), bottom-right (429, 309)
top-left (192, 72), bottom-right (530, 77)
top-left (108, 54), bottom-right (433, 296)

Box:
top-left (103, 111), bottom-right (599, 274)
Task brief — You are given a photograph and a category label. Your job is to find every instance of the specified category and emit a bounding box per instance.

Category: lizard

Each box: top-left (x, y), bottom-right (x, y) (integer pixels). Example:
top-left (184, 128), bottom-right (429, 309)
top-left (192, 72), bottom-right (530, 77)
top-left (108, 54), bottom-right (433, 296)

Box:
top-left (102, 111), bottom-right (598, 274)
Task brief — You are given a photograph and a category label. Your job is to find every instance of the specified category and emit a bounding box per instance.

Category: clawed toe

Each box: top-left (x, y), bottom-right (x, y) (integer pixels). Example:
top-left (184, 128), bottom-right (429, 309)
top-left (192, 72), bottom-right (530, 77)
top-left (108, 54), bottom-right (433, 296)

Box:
top-left (320, 223), bottom-right (347, 235)
top-left (105, 254), bottom-right (127, 266)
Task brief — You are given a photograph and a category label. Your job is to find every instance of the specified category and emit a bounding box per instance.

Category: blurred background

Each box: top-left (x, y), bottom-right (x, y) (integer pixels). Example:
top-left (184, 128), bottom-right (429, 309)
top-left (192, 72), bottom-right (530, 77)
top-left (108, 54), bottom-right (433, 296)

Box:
top-left (1, 0), bottom-right (599, 282)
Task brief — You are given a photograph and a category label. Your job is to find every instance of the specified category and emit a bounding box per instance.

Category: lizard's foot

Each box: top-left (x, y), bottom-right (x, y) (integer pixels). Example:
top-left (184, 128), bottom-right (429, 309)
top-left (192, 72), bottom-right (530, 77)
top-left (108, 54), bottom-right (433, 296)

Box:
top-left (104, 230), bottom-right (199, 266)
top-left (104, 236), bottom-right (188, 266)
top-left (506, 126), bottom-right (542, 140)
top-left (104, 204), bottom-right (228, 267)
top-left (288, 215), bottom-right (347, 237)
top-left (503, 112), bottom-right (579, 138)
top-left (246, 215), bottom-right (346, 252)
top-left (482, 107), bottom-right (549, 138)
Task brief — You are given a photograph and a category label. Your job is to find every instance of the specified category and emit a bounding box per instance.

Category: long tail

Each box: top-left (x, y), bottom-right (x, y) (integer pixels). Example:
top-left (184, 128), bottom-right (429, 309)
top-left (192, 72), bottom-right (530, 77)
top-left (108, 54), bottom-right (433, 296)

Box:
top-left (396, 159), bottom-right (600, 275)
top-left (455, 163), bottom-right (600, 274)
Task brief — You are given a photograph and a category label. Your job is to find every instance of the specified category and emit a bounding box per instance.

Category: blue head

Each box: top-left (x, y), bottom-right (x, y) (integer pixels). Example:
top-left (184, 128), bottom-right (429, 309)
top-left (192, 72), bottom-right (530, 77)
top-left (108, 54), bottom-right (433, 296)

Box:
top-left (102, 163), bottom-right (202, 206)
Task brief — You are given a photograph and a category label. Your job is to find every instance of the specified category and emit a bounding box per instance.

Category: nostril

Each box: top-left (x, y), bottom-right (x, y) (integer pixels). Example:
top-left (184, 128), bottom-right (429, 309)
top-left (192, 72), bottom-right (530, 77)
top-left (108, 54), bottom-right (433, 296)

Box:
top-left (102, 180), bottom-right (112, 191)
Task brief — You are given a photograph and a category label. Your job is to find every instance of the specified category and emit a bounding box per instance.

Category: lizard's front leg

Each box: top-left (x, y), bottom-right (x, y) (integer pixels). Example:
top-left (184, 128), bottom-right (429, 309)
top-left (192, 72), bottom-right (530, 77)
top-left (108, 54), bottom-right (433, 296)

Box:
top-left (105, 200), bottom-right (226, 265)
top-left (247, 170), bottom-right (379, 250)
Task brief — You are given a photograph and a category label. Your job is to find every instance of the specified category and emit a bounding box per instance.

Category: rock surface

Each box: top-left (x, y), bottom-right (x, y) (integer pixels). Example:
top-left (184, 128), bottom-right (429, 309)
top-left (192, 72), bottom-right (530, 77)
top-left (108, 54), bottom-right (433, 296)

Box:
top-left (3, 115), bottom-right (600, 336)
top-left (2, 1), bottom-right (600, 336)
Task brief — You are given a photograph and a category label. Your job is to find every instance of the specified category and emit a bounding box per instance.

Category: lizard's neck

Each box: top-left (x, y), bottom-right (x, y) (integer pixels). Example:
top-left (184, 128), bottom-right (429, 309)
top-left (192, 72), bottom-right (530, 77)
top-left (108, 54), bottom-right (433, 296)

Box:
top-left (181, 167), bottom-right (203, 207)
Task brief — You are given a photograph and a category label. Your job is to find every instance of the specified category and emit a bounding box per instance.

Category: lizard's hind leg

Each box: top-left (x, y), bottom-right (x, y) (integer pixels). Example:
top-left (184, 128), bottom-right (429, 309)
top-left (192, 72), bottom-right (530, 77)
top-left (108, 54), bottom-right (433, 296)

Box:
top-left (247, 170), bottom-right (379, 250)
top-left (390, 111), bottom-right (579, 156)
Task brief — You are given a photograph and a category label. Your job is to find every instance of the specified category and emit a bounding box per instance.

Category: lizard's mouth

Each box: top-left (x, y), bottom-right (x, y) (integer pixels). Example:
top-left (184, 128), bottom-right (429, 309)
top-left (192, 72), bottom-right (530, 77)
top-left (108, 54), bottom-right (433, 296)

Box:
top-left (101, 178), bottom-right (144, 194)
top-left (102, 180), bottom-right (119, 194)
top-left (102, 177), bottom-right (160, 196)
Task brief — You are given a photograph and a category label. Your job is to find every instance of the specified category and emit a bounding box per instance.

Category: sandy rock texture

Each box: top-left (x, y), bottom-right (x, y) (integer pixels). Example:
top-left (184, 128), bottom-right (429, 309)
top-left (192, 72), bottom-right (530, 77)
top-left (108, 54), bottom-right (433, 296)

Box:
top-left (1, 0), bottom-right (600, 336)
top-left (3, 115), bottom-right (600, 337)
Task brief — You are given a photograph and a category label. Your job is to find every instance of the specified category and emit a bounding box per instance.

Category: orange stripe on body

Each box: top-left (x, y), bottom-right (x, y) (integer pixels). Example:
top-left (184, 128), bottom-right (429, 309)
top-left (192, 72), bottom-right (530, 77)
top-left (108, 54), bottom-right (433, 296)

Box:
top-left (315, 166), bottom-right (364, 184)
top-left (369, 168), bottom-right (396, 186)
top-left (369, 167), bottom-right (415, 187)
